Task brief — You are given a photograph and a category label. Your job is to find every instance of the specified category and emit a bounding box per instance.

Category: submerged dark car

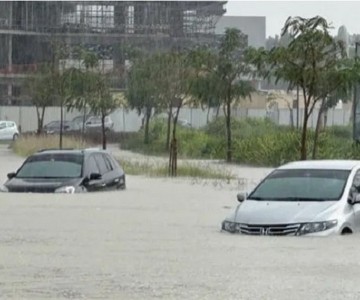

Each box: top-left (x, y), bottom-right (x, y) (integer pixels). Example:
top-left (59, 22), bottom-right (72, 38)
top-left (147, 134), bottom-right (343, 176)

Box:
top-left (0, 148), bottom-right (126, 193)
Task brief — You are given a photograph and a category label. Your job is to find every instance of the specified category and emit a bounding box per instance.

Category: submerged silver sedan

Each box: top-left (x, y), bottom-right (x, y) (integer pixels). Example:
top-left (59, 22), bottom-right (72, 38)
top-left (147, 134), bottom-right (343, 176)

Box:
top-left (222, 160), bottom-right (360, 236)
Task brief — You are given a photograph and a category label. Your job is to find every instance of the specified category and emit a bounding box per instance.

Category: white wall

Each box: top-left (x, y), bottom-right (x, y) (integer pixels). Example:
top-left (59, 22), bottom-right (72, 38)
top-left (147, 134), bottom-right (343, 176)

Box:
top-left (0, 106), bottom-right (352, 133)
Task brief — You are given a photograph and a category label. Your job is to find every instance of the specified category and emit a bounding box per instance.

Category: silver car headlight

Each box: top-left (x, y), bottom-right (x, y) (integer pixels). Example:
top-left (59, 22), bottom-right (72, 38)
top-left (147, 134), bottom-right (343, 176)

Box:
top-left (0, 185), bottom-right (9, 192)
top-left (54, 186), bottom-right (76, 194)
top-left (297, 220), bottom-right (338, 235)
top-left (221, 221), bottom-right (240, 233)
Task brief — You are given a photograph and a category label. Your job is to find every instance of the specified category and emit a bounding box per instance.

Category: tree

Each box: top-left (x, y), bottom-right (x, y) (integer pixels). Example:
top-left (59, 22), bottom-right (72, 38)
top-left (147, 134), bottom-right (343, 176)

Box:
top-left (189, 28), bottom-right (254, 162)
top-left (165, 51), bottom-right (194, 176)
top-left (65, 48), bottom-right (100, 140)
top-left (311, 58), bottom-right (359, 158)
top-left (87, 72), bottom-right (118, 150)
top-left (25, 63), bottom-right (56, 134)
top-left (267, 91), bottom-right (295, 128)
top-left (126, 54), bottom-right (164, 144)
top-left (246, 16), bottom-right (352, 160)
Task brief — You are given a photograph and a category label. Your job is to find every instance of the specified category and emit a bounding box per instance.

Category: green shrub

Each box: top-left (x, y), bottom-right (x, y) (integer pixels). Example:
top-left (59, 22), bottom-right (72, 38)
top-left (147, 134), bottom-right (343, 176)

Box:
top-left (121, 116), bottom-right (357, 167)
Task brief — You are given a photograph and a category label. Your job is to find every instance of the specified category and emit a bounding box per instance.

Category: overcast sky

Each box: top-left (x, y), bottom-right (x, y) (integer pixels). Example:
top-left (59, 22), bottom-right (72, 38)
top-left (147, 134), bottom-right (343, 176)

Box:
top-left (225, 1), bottom-right (360, 37)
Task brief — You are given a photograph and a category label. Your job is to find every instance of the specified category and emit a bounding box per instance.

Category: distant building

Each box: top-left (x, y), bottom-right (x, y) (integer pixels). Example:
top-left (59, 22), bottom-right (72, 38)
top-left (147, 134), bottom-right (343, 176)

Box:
top-left (0, 1), bottom-right (226, 106)
top-left (215, 16), bottom-right (266, 48)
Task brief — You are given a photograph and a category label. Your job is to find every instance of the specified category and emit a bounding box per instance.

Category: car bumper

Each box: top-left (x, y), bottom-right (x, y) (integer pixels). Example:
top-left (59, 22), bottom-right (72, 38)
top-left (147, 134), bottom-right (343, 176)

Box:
top-left (221, 221), bottom-right (341, 236)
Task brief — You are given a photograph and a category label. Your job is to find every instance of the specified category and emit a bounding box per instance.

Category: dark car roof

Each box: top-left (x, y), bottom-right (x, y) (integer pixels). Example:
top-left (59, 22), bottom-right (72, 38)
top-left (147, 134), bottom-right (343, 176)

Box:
top-left (32, 148), bottom-right (109, 157)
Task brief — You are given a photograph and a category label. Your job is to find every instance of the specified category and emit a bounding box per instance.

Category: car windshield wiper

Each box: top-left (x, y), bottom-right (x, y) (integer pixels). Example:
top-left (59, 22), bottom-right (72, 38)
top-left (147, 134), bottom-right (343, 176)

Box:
top-left (16, 176), bottom-right (77, 179)
top-left (247, 196), bottom-right (266, 200)
top-left (270, 197), bottom-right (331, 201)
top-left (247, 196), bottom-right (332, 201)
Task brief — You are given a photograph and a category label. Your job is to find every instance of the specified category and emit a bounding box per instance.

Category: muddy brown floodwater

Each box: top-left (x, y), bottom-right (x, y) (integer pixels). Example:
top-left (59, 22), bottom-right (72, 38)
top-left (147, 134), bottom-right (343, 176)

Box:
top-left (1, 145), bottom-right (360, 299)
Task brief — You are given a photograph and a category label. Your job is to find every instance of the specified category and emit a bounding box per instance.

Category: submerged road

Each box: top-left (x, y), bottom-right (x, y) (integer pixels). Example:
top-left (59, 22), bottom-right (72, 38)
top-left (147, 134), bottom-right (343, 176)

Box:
top-left (0, 145), bottom-right (360, 299)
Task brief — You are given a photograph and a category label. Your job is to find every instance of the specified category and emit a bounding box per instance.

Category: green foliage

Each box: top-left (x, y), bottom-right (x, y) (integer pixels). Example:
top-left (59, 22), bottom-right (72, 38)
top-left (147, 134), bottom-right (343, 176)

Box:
top-left (246, 15), bottom-right (359, 160)
top-left (122, 116), bottom-right (360, 167)
top-left (189, 28), bottom-right (255, 162)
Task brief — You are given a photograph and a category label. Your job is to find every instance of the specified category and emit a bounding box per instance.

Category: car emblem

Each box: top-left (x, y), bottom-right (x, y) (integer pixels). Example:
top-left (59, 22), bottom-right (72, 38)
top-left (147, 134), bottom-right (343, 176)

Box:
top-left (260, 227), bottom-right (270, 235)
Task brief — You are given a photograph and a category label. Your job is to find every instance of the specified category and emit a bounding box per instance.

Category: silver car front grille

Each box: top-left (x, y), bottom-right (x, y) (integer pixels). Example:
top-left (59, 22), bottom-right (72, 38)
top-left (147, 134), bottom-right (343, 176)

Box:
top-left (239, 223), bottom-right (301, 236)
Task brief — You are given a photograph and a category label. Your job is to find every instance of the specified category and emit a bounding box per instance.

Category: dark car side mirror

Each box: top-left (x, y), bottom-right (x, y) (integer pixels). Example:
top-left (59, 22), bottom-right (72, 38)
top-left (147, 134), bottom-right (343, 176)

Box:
top-left (7, 172), bottom-right (16, 179)
top-left (237, 193), bottom-right (246, 203)
top-left (89, 173), bottom-right (102, 181)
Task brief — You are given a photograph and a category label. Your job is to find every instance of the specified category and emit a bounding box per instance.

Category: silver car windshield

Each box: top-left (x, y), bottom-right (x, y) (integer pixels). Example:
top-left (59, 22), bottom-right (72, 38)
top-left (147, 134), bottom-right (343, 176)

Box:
top-left (247, 169), bottom-right (350, 201)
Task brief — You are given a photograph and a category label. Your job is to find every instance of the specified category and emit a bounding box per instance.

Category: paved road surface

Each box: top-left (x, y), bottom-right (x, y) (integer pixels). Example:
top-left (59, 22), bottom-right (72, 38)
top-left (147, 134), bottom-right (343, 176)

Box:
top-left (1, 145), bottom-right (360, 299)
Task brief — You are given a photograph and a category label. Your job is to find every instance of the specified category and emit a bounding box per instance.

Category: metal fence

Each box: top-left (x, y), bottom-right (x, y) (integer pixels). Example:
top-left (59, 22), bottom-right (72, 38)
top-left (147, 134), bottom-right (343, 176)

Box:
top-left (0, 106), bottom-right (352, 133)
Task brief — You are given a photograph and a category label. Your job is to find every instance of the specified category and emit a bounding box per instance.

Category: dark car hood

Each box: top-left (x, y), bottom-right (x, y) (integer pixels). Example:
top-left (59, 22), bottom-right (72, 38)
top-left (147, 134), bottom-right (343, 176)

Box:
top-left (5, 177), bottom-right (82, 193)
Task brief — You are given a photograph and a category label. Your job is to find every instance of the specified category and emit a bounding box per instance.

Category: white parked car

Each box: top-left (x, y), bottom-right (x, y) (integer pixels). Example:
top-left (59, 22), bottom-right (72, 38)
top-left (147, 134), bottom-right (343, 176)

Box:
top-left (85, 116), bottom-right (114, 131)
top-left (0, 121), bottom-right (19, 141)
top-left (222, 160), bottom-right (360, 236)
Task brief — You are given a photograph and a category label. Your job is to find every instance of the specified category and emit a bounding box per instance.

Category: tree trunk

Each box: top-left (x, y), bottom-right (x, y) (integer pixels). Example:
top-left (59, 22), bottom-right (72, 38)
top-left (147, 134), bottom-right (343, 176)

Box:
top-left (207, 106), bottom-right (211, 124)
top-left (312, 99), bottom-right (326, 159)
top-left (165, 105), bottom-right (172, 151)
top-left (59, 101), bottom-right (63, 149)
top-left (289, 106), bottom-right (294, 129)
top-left (40, 106), bottom-right (46, 133)
top-left (225, 98), bottom-right (232, 162)
top-left (36, 106), bottom-right (41, 135)
top-left (81, 106), bottom-right (87, 141)
top-left (216, 105), bottom-right (220, 118)
top-left (300, 111), bottom-right (309, 160)
top-left (144, 106), bottom-right (151, 144)
top-left (168, 104), bottom-right (181, 177)
top-left (101, 113), bottom-right (107, 150)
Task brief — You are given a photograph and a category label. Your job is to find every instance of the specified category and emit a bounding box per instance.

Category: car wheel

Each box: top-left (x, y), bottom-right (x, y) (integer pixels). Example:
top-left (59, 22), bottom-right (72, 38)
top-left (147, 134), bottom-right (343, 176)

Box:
top-left (13, 133), bottom-right (19, 141)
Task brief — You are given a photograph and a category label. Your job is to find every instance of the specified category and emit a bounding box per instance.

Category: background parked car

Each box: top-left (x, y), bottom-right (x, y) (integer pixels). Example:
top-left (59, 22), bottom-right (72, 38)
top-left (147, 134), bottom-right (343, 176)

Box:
top-left (43, 120), bottom-right (74, 134)
top-left (71, 114), bottom-right (95, 131)
top-left (0, 120), bottom-right (19, 141)
top-left (85, 116), bottom-right (114, 132)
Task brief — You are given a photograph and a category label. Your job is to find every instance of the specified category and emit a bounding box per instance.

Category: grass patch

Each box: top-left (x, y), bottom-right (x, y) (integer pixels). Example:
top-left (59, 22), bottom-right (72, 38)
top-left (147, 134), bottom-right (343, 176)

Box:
top-left (12, 134), bottom-right (90, 157)
top-left (118, 158), bottom-right (235, 180)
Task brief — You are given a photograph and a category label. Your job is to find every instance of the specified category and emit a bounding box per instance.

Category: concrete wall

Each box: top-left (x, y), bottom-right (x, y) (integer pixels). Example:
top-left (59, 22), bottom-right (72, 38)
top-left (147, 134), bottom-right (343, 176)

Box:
top-left (0, 106), bottom-right (352, 133)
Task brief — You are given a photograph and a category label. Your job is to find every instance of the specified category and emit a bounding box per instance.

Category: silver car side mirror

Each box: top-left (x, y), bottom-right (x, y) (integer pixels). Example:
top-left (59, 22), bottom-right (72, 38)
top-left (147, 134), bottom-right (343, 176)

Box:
top-left (237, 193), bottom-right (246, 203)
top-left (348, 193), bottom-right (360, 205)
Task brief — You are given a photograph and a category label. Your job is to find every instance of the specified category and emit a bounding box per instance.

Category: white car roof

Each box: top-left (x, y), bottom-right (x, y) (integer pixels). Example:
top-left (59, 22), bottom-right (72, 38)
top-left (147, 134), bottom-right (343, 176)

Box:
top-left (278, 160), bottom-right (360, 171)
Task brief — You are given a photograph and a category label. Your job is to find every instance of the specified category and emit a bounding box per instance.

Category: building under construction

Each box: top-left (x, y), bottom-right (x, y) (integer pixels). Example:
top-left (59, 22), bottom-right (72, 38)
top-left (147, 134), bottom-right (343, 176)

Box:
top-left (0, 1), bottom-right (226, 105)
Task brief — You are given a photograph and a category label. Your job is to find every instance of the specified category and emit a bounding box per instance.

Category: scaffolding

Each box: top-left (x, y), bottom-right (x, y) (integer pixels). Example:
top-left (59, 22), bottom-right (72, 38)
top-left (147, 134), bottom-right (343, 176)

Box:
top-left (0, 1), bottom-right (226, 105)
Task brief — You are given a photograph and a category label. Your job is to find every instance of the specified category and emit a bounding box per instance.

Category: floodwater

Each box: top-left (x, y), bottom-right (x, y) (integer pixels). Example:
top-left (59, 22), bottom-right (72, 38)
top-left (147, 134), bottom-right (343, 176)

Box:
top-left (1, 145), bottom-right (360, 299)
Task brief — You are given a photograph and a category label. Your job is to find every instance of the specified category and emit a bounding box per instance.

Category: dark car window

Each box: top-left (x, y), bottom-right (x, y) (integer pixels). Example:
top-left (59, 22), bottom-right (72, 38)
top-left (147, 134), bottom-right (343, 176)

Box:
top-left (87, 155), bottom-right (100, 174)
top-left (103, 154), bottom-right (114, 171)
top-left (16, 153), bottom-right (83, 178)
top-left (94, 154), bottom-right (111, 175)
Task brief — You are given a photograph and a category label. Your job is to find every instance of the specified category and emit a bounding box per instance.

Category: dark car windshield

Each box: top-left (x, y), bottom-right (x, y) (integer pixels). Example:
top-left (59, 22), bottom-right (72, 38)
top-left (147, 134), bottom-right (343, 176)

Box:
top-left (16, 153), bottom-right (83, 178)
top-left (247, 169), bottom-right (350, 201)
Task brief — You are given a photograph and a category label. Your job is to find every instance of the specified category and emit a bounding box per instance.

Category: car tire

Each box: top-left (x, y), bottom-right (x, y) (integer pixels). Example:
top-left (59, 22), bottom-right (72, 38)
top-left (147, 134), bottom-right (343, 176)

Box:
top-left (13, 133), bottom-right (19, 141)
